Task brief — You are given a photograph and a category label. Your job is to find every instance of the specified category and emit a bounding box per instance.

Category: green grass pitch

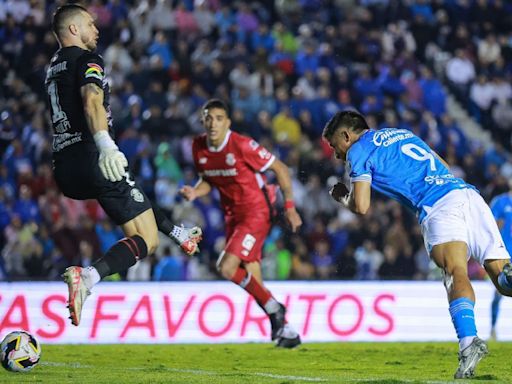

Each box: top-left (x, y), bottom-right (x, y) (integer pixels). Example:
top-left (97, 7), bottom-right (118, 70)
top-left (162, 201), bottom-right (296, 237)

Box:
top-left (1, 342), bottom-right (511, 384)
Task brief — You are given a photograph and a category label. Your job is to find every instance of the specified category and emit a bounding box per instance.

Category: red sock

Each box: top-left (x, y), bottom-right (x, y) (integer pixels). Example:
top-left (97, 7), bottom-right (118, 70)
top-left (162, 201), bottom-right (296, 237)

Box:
top-left (231, 268), bottom-right (272, 307)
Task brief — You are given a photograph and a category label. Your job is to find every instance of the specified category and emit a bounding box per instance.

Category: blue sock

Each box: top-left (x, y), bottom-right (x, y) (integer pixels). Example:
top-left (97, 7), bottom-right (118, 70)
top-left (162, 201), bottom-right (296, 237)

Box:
top-left (491, 291), bottom-right (502, 328)
top-left (449, 297), bottom-right (477, 349)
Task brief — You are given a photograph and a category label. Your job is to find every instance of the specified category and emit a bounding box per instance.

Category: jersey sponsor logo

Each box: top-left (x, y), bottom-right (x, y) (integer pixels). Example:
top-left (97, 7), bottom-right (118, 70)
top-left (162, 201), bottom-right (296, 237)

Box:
top-left (85, 63), bottom-right (104, 81)
top-left (203, 168), bottom-right (238, 177)
top-left (424, 174), bottom-right (457, 185)
top-left (225, 153), bottom-right (236, 166)
top-left (199, 157), bottom-right (207, 164)
top-left (130, 188), bottom-right (144, 203)
top-left (372, 129), bottom-right (414, 147)
top-left (249, 140), bottom-right (259, 150)
top-left (52, 132), bottom-right (82, 152)
top-left (258, 148), bottom-right (271, 160)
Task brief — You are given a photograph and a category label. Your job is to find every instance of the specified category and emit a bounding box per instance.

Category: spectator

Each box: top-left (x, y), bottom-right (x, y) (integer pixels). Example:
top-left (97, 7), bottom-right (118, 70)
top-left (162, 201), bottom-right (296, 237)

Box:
top-left (445, 49), bottom-right (476, 103)
top-left (147, 31), bottom-right (173, 70)
top-left (153, 246), bottom-right (186, 281)
top-left (355, 239), bottom-right (384, 280)
top-left (312, 239), bottom-right (334, 279)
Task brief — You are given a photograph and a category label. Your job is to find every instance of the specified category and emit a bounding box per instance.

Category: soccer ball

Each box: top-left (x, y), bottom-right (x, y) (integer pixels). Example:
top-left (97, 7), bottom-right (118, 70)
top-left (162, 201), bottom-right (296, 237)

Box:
top-left (1, 331), bottom-right (41, 372)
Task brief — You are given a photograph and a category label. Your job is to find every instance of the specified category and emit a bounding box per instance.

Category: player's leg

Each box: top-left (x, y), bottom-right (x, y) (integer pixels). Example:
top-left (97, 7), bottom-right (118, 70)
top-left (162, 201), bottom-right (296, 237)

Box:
top-left (430, 241), bottom-right (488, 379)
top-left (484, 258), bottom-right (511, 341)
top-left (62, 163), bottom-right (157, 326)
top-left (64, 208), bottom-right (157, 326)
top-left (490, 289), bottom-right (502, 340)
top-left (431, 241), bottom-right (477, 349)
top-left (151, 202), bottom-right (202, 255)
top-left (217, 251), bottom-right (281, 318)
top-left (244, 261), bottom-right (301, 348)
top-left (88, 207), bottom-right (158, 281)
top-left (474, 186), bottom-right (512, 295)
top-left (216, 249), bottom-right (286, 337)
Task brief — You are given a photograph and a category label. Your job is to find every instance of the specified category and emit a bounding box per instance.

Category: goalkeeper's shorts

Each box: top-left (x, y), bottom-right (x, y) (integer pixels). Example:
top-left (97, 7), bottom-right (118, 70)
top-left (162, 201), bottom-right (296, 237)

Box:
top-left (54, 149), bottom-right (152, 225)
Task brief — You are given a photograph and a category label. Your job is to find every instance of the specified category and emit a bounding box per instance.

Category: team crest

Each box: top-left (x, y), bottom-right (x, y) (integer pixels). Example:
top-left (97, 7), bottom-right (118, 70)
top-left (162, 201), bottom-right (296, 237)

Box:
top-left (226, 153), bottom-right (236, 166)
top-left (130, 188), bottom-right (144, 203)
top-left (199, 157), bottom-right (207, 164)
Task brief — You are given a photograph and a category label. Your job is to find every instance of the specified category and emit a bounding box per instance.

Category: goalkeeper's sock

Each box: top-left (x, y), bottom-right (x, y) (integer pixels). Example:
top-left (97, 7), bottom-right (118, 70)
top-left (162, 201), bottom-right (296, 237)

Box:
top-left (92, 235), bottom-right (148, 279)
top-left (152, 203), bottom-right (175, 235)
top-left (81, 266), bottom-right (101, 290)
top-left (231, 268), bottom-right (274, 310)
top-left (449, 297), bottom-right (477, 351)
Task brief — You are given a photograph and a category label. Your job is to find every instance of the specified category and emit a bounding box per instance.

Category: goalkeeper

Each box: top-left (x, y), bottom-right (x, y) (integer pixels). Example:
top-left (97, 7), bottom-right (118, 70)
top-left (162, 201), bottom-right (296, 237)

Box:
top-left (46, 4), bottom-right (202, 327)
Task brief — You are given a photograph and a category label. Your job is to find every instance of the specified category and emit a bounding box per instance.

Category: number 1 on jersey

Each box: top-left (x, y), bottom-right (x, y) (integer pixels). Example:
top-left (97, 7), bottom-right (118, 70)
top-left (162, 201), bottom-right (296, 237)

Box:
top-left (48, 81), bottom-right (68, 123)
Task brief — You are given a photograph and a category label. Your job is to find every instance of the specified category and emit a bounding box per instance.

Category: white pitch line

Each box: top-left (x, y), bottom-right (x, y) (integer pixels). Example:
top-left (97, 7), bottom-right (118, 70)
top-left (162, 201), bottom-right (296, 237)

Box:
top-left (40, 361), bottom-right (93, 368)
top-left (128, 367), bottom-right (327, 382)
top-left (339, 379), bottom-right (457, 384)
top-left (40, 363), bottom-right (456, 383)
top-left (127, 367), bottom-right (215, 375)
top-left (252, 372), bottom-right (327, 382)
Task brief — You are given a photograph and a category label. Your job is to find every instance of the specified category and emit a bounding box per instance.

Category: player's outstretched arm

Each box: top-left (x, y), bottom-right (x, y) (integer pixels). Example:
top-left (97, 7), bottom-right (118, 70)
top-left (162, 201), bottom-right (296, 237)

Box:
top-left (348, 181), bottom-right (371, 214)
top-left (81, 83), bottom-right (127, 182)
top-left (330, 181), bottom-right (371, 215)
top-left (179, 178), bottom-right (212, 202)
top-left (268, 158), bottom-right (302, 233)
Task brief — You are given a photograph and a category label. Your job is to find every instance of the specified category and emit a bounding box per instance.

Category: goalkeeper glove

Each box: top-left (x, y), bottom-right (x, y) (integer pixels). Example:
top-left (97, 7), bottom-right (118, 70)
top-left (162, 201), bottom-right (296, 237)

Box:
top-left (94, 131), bottom-right (128, 182)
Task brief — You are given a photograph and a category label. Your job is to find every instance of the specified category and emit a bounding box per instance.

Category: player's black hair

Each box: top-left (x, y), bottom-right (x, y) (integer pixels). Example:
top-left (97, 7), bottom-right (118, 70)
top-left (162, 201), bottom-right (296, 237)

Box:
top-left (202, 98), bottom-right (230, 116)
top-left (52, 3), bottom-right (88, 40)
top-left (322, 110), bottom-right (369, 140)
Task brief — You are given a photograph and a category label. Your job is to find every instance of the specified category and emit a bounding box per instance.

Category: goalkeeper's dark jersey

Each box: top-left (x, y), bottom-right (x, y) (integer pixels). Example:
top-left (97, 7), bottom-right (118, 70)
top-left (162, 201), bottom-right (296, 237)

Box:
top-left (44, 46), bottom-right (112, 156)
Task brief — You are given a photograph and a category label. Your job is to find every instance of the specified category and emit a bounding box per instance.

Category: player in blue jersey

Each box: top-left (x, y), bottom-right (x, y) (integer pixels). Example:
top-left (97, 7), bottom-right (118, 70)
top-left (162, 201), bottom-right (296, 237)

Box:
top-left (323, 110), bottom-right (512, 379)
top-left (489, 185), bottom-right (512, 340)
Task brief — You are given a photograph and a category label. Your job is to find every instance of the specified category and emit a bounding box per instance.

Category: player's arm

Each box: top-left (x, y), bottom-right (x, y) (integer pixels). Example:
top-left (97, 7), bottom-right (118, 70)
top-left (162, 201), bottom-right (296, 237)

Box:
top-left (81, 83), bottom-right (108, 135)
top-left (267, 158), bottom-right (302, 232)
top-left (81, 83), bottom-right (127, 182)
top-left (331, 180), bottom-right (371, 215)
top-left (179, 176), bottom-right (212, 202)
top-left (348, 181), bottom-right (371, 214)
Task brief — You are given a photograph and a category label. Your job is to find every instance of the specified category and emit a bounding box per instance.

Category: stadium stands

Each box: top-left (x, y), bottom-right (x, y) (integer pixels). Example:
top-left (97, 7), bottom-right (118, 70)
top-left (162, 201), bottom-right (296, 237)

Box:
top-left (0, 0), bottom-right (510, 282)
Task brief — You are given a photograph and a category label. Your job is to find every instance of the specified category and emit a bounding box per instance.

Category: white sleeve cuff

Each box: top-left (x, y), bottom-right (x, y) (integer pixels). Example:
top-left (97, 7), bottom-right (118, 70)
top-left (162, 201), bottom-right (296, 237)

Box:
top-left (260, 155), bottom-right (275, 172)
top-left (350, 174), bottom-right (372, 183)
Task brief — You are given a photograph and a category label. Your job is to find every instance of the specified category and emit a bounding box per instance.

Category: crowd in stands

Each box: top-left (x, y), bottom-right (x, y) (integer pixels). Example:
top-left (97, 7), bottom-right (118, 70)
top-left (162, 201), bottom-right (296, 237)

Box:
top-left (0, 0), bottom-right (511, 282)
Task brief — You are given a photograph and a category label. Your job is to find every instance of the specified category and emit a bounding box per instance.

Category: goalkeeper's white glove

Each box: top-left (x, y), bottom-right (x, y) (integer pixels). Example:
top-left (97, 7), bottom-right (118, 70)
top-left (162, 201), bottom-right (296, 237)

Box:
top-left (94, 131), bottom-right (128, 182)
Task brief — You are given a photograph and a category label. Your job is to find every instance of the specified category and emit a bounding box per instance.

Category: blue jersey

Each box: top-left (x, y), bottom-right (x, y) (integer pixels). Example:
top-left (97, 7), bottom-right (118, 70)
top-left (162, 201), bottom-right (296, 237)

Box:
top-left (490, 192), bottom-right (512, 255)
top-left (347, 128), bottom-right (475, 223)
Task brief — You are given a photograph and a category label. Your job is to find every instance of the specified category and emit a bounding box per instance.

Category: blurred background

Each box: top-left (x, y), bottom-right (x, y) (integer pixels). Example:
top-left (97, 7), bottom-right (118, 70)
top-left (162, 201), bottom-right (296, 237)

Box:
top-left (0, 0), bottom-right (511, 286)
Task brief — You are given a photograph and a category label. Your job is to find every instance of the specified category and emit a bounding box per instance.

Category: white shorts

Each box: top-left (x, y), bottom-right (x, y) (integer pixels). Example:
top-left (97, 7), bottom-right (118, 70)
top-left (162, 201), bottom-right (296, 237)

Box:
top-left (421, 188), bottom-right (510, 265)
